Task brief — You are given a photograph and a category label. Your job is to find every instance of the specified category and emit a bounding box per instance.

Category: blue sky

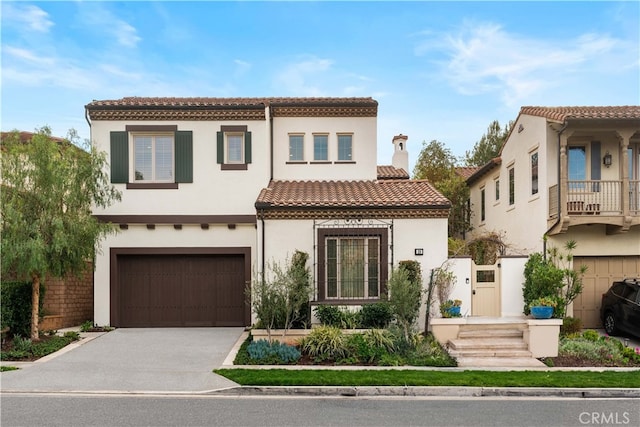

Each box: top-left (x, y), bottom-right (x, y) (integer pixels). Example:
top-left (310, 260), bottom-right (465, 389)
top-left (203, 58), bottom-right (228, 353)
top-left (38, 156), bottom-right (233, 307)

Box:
top-left (2, 1), bottom-right (639, 173)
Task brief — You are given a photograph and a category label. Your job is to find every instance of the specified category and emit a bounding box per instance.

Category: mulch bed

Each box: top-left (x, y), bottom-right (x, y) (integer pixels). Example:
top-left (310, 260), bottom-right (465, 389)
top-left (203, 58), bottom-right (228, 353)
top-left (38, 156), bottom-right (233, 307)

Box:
top-left (546, 355), bottom-right (640, 368)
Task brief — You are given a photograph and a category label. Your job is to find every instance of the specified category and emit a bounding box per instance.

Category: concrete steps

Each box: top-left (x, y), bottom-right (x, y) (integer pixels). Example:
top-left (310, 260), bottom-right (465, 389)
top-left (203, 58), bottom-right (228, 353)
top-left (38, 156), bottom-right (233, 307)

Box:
top-left (447, 323), bottom-right (545, 367)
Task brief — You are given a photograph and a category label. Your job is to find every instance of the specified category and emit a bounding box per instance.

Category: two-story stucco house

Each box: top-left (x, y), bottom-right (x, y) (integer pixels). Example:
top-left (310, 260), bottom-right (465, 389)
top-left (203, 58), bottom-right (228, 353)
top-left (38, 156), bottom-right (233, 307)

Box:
top-left (86, 97), bottom-right (450, 328)
top-left (465, 106), bottom-right (640, 328)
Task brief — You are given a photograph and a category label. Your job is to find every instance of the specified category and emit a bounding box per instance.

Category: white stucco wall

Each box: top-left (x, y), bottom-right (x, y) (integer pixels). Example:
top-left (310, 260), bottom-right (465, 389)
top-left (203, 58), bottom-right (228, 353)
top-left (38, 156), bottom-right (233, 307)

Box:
top-left (500, 256), bottom-right (527, 317)
top-left (549, 226), bottom-right (640, 256)
top-left (90, 119), bottom-right (270, 215)
top-left (94, 224), bottom-right (257, 325)
top-left (260, 216), bottom-right (449, 330)
top-left (468, 115), bottom-right (553, 254)
top-left (271, 116), bottom-right (378, 181)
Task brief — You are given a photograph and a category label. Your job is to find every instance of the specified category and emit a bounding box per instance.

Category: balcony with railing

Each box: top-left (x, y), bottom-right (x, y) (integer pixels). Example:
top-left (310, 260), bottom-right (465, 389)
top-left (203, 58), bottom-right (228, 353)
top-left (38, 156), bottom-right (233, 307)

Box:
top-left (548, 180), bottom-right (640, 234)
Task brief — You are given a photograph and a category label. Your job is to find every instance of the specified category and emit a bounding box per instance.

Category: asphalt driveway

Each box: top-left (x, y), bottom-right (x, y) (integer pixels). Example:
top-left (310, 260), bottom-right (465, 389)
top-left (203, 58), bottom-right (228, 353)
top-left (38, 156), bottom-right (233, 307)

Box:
top-left (1, 328), bottom-right (244, 393)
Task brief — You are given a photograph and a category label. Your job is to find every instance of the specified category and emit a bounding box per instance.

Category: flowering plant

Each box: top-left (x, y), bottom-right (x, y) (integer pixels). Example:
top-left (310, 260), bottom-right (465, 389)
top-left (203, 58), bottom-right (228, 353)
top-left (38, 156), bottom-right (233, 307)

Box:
top-left (529, 296), bottom-right (557, 309)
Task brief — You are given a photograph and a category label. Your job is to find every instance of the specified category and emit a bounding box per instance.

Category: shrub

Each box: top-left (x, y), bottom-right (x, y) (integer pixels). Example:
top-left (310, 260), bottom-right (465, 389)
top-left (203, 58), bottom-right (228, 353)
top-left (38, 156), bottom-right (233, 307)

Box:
top-left (80, 320), bottom-right (93, 332)
top-left (522, 239), bottom-right (586, 317)
top-left (359, 302), bottom-right (393, 328)
top-left (581, 329), bottom-right (601, 342)
top-left (300, 326), bottom-right (346, 362)
top-left (246, 339), bottom-right (301, 365)
top-left (314, 305), bottom-right (345, 327)
top-left (0, 281), bottom-right (46, 338)
top-left (248, 251), bottom-right (312, 341)
top-left (388, 264), bottom-right (423, 345)
top-left (561, 317), bottom-right (582, 337)
top-left (314, 305), bottom-right (360, 329)
top-left (559, 337), bottom-right (624, 364)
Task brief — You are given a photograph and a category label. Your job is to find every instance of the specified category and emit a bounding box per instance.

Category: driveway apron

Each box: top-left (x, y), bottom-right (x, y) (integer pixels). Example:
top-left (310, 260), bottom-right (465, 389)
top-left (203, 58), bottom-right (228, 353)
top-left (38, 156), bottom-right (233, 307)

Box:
top-left (1, 328), bottom-right (244, 393)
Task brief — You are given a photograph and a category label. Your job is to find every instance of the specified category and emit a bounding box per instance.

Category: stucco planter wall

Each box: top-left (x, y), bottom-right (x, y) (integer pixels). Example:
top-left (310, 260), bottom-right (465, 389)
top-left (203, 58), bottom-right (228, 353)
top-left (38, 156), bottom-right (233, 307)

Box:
top-left (524, 318), bottom-right (563, 357)
top-left (429, 318), bottom-right (466, 344)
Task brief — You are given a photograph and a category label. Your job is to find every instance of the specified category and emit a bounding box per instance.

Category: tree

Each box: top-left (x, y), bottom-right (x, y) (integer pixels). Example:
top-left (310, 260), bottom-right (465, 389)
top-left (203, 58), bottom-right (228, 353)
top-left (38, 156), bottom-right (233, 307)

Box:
top-left (412, 140), bottom-right (471, 238)
top-left (412, 140), bottom-right (457, 182)
top-left (464, 120), bottom-right (513, 167)
top-left (1, 127), bottom-right (121, 340)
top-left (434, 174), bottom-right (470, 238)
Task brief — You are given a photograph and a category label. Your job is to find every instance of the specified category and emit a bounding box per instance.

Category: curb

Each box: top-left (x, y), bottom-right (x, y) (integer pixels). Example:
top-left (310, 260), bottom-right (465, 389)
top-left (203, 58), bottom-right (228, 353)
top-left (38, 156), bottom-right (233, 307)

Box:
top-left (211, 386), bottom-right (640, 399)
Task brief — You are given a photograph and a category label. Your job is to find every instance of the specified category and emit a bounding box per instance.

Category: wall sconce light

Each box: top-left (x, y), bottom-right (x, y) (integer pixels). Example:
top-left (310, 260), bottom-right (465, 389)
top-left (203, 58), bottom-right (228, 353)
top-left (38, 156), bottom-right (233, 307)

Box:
top-left (603, 152), bottom-right (612, 167)
top-left (517, 124), bottom-right (524, 133)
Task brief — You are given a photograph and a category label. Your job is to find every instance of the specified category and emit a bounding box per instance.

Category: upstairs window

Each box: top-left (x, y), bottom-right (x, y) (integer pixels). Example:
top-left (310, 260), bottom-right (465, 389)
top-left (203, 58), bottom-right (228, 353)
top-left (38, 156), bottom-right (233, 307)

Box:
top-left (289, 134), bottom-right (304, 161)
top-left (226, 133), bottom-right (244, 164)
top-left (495, 178), bottom-right (500, 201)
top-left (531, 151), bottom-right (539, 195)
top-left (337, 134), bottom-right (353, 161)
top-left (110, 127), bottom-right (192, 188)
top-left (568, 146), bottom-right (586, 189)
top-left (133, 135), bottom-right (174, 182)
top-left (217, 125), bottom-right (252, 170)
top-left (508, 166), bottom-right (515, 205)
top-left (313, 134), bottom-right (329, 161)
top-left (480, 187), bottom-right (486, 222)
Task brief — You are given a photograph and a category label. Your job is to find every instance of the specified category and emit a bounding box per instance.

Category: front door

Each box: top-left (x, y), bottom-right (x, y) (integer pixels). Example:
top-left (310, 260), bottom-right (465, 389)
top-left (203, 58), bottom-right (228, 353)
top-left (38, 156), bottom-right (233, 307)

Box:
top-left (471, 261), bottom-right (501, 316)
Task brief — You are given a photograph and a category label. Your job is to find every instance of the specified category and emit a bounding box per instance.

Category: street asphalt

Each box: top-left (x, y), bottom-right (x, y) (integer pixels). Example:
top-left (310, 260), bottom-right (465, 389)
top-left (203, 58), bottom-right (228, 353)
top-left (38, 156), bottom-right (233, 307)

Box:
top-left (1, 327), bottom-right (639, 398)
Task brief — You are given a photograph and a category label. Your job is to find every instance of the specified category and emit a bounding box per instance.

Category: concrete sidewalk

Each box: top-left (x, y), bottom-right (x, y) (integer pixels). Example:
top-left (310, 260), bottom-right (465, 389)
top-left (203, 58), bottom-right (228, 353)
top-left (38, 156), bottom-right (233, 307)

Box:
top-left (1, 328), bottom-right (243, 394)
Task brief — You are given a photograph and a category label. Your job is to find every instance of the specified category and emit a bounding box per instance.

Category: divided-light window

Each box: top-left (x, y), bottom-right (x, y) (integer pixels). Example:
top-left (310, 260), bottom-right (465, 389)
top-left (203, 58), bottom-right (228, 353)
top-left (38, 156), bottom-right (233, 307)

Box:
top-left (314, 134), bottom-right (329, 161)
top-left (337, 134), bottom-right (353, 161)
top-left (289, 135), bottom-right (304, 161)
top-left (226, 133), bottom-right (244, 164)
top-left (133, 134), bottom-right (174, 181)
top-left (326, 237), bottom-right (379, 299)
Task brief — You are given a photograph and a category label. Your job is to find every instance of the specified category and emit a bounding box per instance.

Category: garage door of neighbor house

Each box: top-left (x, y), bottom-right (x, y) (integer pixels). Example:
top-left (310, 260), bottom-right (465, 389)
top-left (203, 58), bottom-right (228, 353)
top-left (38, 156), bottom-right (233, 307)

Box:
top-left (572, 256), bottom-right (640, 328)
top-left (114, 253), bottom-right (247, 327)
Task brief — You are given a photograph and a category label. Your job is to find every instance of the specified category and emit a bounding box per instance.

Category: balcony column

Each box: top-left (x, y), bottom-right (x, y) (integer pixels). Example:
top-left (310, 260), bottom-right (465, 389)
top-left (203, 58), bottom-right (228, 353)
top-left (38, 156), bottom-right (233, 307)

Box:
top-left (559, 133), bottom-right (569, 220)
top-left (615, 130), bottom-right (633, 218)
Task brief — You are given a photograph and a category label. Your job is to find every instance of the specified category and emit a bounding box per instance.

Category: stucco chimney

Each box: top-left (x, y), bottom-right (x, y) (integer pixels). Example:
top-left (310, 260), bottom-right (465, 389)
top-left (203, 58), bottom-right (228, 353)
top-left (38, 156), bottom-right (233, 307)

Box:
top-left (392, 134), bottom-right (409, 174)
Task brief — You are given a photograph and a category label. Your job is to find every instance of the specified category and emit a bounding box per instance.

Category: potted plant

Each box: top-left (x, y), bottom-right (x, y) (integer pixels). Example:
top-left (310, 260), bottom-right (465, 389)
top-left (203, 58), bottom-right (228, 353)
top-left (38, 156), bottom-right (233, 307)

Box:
top-left (528, 296), bottom-right (557, 319)
top-left (440, 299), bottom-right (462, 318)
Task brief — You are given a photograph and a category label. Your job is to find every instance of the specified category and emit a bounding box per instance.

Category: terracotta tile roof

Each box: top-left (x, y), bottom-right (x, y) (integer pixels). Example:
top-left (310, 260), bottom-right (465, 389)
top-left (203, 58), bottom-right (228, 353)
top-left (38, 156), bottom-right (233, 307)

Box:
top-left (520, 106), bottom-right (640, 122)
top-left (86, 96), bottom-right (378, 108)
top-left (377, 165), bottom-right (409, 180)
top-left (256, 180), bottom-right (450, 209)
top-left (455, 166), bottom-right (481, 180)
top-left (86, 97), bottom-right (378, 120)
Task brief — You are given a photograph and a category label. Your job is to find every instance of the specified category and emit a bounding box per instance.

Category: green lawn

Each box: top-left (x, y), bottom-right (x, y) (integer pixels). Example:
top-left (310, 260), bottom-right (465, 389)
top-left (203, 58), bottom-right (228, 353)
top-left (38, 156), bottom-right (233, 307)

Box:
top-left (215, 368), bottom-right (640, 388)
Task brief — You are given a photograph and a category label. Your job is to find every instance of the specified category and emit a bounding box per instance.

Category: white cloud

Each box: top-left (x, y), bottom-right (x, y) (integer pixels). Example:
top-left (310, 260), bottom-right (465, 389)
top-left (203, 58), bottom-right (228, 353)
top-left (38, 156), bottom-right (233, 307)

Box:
top-left (3, 4), bottom-right (54, 33)
top-left (76, 3), bottom-right (141, 48)
top-left (114, 21), bottom-right (141, 48)
top-left (3, 46), bottom-right (55, 66)
top-left (273, 56), bottom-right (334, 96)
top-left (417, 21), bottom-right (627, 107)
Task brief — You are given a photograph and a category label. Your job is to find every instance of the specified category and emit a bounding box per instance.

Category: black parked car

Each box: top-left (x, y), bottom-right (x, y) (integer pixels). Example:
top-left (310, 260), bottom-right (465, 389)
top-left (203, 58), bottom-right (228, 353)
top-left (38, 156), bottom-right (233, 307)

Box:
top-left (600, 278), bottom-right (640, 338)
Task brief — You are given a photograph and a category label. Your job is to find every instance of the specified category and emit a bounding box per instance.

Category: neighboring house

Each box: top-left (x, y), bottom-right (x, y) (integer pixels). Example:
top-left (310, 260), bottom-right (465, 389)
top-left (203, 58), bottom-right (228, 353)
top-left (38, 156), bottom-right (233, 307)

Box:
top-left (465, 106), bottom-right (640, 327)
top-left (86, 97), bottom-right (450, 328)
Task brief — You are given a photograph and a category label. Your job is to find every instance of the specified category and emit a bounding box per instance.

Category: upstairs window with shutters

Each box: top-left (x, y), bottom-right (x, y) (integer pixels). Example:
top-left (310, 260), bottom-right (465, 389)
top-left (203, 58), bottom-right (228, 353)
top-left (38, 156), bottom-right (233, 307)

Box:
top-left (109, 127), bottom-right (192, 188)
top-left (217, 125), bottom-right (252, 170)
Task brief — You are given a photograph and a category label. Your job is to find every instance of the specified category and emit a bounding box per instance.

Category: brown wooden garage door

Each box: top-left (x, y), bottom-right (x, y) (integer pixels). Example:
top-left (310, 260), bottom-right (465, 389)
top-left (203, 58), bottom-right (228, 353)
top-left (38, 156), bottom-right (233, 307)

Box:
top-left (572, 256), bottom-right (640, 328)
top-left (114, 253), bottom-right (248, 327)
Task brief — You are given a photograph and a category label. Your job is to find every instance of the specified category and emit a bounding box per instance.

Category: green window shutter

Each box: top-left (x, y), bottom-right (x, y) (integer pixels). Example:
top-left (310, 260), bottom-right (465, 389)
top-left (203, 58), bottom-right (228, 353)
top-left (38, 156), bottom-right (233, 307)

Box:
top-left (244, 131), bottom-right (252, 164)
top-left (175, 131), bottom-right (193, 183)
top-left (216, 131), bottom-right (224, 164)
top-left (110, 131), bottom-right (128, 183)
